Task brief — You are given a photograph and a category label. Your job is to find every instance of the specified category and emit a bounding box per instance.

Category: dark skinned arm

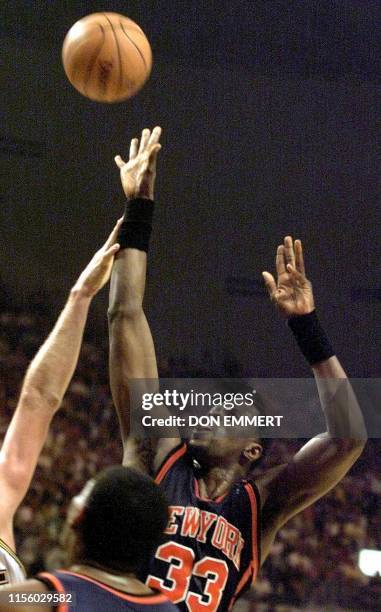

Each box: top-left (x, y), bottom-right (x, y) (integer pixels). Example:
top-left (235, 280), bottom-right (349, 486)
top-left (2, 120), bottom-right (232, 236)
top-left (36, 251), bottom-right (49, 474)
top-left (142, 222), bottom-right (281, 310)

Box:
top-left (108, 127), bottom-right (181, 475)
top-left (259, 237), bottom-right (366, 561)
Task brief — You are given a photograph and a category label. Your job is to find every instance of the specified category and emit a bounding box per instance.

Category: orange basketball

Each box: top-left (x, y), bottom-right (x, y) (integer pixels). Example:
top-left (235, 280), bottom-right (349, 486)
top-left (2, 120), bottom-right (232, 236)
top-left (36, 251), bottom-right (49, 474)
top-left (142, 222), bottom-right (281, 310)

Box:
top-left (62, 12), bottom-right (152, 103)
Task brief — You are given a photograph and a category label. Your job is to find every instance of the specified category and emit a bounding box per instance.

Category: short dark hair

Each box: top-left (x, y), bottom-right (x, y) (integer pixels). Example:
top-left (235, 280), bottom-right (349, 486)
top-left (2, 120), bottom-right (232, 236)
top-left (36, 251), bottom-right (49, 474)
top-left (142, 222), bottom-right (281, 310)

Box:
top-left (79, 466), bottom-right (168, 573)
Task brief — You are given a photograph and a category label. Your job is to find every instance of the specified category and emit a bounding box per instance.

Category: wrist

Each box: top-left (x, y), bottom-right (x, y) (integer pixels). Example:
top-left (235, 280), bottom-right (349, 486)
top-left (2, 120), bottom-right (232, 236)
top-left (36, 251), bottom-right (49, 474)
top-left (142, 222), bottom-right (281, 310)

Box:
top-left (288, 310), bottom-right (335, 366)
top-left (126, 193), bottom-right (153, 201)
top-left (118, 198), bottom-right (154, 252)
top-left (287, 306), bottom-right (315, 318)
top-left (70, 285), bottom-right (94, 302)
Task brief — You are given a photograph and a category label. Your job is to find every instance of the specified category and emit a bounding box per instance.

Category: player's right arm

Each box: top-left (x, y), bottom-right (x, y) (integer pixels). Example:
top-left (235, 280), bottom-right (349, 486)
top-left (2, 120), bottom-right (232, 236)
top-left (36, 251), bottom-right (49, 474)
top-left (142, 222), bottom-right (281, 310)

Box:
top-left (108, 127), bottom-right (181, 475)
top-left (0, 222), bottom-right (121, 550)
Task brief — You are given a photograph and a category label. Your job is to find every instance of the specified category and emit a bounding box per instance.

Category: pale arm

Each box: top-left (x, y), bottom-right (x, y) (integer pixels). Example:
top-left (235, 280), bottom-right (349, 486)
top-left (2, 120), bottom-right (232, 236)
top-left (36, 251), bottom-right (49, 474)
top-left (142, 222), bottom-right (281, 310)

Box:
top-left (0, 222), bottom-right (121, 548)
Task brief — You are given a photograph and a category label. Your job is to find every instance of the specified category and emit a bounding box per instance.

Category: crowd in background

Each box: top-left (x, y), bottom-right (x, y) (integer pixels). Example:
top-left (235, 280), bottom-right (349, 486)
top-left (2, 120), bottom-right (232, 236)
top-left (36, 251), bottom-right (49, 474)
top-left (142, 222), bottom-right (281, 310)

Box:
top-left (0, 304), bottom-right (380, 611)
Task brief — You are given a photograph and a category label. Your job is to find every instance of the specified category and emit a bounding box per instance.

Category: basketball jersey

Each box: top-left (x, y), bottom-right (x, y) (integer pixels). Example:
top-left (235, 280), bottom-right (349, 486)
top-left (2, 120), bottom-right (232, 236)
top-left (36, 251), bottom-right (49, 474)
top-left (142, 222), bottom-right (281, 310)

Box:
top-left (141, 443), bottom-right (260, 611)
top-left (0, 538), bottom-right (26, 586)
top-left (37, 570), bottom-right (179, 612)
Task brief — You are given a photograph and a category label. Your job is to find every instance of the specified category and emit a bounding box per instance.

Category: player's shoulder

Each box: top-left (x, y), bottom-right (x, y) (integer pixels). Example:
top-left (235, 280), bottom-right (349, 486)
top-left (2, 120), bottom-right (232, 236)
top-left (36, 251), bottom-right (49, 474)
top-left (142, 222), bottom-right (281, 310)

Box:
top-left (154, 440), bottom-right (190, 482)
top-left (122, 436), bottom-right (182, 477)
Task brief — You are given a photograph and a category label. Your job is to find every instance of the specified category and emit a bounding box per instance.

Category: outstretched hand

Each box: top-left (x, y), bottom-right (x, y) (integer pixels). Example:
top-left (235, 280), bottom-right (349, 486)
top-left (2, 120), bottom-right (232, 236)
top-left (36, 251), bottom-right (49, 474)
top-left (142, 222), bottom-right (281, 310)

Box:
top-left (73, 219), bottom-right (122, 298)
top-left (115, 126), bottom-right (162, 200)
top-left (262, 236), bottom-right (315, 317)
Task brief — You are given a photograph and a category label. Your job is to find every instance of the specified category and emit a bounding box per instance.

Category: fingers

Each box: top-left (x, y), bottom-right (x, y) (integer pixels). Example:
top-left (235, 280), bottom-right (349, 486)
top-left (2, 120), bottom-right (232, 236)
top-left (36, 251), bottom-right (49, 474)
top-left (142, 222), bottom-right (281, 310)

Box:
top-left (129, 138), bottom-right (139, 160)
top-left (295, 239), bottom-right (305, 275)
top-left (114, 155), bottom-right (126, 169)
top-left (138, 126), bottom-right (162, 154)
top-left (103, 218), bottom-right (123, 249)
top-left (148, 143), bottom-right (162, 172)
top-left (262, 271), bottom-right (277, 299)
top-left (285, 263), bottom-right (304, 283)
top-left (138, 128), bottom-right (151, 154)
top-left (276, 245), bottom-right (286, 276)
top-left (103, 243), bottom-right (120, 258)
top-left (148, 126), bottom-right (162, 146)
top-left (117, 127), bottom-right (162, 165)
top-left (284, 236), bottom-right (295, 268)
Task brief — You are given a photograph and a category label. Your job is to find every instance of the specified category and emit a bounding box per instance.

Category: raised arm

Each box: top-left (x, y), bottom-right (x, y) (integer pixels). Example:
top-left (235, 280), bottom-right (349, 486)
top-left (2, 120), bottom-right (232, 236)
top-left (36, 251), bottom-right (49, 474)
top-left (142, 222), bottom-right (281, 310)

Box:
top-left (108, 127), bottom-right (180, 475)
top-left (0, 222), bottom-right (121, 549)
top-left (260, 236), bottom-right (367, 560)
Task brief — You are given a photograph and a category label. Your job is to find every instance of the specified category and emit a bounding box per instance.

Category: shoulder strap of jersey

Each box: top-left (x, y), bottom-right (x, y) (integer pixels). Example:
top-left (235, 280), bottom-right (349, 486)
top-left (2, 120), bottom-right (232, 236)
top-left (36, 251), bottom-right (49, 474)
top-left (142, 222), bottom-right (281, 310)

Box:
top-left (228, 479), bottom-right (261, 609)
top-left (243, 479), bottom-right (261, 574)
top-left (154, 442), bottom-right (188, 484)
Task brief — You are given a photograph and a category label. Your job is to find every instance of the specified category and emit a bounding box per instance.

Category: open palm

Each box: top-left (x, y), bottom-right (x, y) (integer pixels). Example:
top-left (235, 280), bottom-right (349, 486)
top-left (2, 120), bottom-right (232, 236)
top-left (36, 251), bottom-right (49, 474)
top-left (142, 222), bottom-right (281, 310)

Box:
top-left (115, 126), bottom-right (161, 200)
top-left (262, 236), bottom-right (315, 317)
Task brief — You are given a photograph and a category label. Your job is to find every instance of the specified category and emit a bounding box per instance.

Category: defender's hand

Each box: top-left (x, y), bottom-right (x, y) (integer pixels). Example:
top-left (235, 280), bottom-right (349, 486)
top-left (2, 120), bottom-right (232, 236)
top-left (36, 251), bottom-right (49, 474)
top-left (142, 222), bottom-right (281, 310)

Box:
top-left (262, 236), bottom-right (315, 317)
top-left (73, 219), bottom-right (122, 298)
top-left (115, 126), bottom-right (162, 200)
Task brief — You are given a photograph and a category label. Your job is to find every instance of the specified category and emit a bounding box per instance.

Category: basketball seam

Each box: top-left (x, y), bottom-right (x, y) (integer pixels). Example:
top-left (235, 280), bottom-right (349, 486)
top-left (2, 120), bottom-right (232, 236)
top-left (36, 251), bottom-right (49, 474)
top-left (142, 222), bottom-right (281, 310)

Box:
top-left (83, 24), bottom-right (106, 97)
top-left (102, 13), bottom-right (123, 93)
top-left (119, 21), bottom-right (148, 72)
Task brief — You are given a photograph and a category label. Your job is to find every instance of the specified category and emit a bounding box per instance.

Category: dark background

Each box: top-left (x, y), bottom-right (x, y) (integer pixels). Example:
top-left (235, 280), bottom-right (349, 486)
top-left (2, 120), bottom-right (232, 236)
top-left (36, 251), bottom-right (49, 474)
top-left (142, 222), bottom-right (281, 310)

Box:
top-left (1, 0), bottom-right (380, 376)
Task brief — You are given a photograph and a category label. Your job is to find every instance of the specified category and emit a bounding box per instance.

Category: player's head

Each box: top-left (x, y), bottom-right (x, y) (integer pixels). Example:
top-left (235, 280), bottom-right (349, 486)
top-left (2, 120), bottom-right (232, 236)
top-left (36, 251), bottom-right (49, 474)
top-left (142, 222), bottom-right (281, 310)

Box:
top-left (62, 466), bottom-right (168, 573)
top-left (188, 381), bottom-right (270, 470)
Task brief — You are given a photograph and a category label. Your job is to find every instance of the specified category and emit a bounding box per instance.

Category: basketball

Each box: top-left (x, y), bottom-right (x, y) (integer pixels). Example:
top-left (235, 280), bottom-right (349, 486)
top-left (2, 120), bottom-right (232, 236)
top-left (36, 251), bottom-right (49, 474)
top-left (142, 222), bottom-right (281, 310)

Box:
top-left (62, 12), bottom-right (152, 103)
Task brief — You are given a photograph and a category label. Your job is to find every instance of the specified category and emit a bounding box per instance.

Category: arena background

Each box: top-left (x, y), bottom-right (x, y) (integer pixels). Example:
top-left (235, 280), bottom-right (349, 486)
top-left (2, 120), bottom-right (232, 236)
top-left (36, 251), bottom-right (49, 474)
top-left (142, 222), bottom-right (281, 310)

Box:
top-left (0, 1), bottom-right (380, 610)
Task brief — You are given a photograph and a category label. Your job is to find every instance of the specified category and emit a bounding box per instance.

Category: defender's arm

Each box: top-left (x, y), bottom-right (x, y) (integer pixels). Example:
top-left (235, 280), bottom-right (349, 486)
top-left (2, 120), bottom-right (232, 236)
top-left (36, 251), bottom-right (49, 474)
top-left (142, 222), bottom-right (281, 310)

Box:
top-left (0, 223), bottom-right (120, 549)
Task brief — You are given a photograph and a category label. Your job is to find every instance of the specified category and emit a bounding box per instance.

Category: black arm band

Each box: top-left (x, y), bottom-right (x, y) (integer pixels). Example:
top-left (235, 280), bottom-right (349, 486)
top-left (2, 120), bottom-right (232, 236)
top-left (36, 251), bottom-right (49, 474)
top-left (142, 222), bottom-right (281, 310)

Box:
top-left (288, 310), bottom-right (335, 365)
top-left (117, 198), bottom-right (154, 252)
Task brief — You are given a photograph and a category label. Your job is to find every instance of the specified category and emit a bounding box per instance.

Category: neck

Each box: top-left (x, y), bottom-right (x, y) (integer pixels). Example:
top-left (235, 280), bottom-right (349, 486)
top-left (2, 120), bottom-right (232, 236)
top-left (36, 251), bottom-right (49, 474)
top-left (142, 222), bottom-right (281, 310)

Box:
top-left (198, 463), bottom-right (247, 499)
top-left (69, 563), bottom-right (154, 595)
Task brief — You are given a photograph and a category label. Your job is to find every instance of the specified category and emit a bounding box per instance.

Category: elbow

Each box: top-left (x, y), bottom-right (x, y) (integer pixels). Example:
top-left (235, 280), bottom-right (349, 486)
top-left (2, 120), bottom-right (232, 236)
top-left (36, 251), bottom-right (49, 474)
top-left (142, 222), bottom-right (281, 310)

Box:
top-left (19, 387), bottom-right (62, 413)
top-left (351, 437), bottom-right (367, 456)
top-left (108, 298), bottom-right (144, 324)
top-left (337, 437), bottom-right (367, 460)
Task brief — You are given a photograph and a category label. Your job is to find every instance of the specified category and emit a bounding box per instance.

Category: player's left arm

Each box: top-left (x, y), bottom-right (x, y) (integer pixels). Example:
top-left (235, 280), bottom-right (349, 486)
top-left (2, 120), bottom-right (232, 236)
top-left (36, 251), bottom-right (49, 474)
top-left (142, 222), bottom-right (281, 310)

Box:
top-left (259, 237), bottom-right (367, 559)
top-left (0, 222), bottom-right (121, 549)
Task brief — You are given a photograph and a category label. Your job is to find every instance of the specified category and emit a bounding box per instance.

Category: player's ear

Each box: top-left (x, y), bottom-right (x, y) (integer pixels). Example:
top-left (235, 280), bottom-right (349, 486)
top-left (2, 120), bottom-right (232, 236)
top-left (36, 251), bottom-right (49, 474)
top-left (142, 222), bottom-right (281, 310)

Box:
top-left (242, 441), bottom-right (263, 463)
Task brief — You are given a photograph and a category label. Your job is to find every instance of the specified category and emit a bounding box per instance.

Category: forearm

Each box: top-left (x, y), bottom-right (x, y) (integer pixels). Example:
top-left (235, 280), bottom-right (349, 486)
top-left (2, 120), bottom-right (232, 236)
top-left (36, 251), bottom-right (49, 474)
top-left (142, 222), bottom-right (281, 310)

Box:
top-left (312, 356), bottom-right (367, 440)
top-left (0, 288), bottom-right (92, 514)
top-left (108, 248), bottom-right (158, 445)
top-left (20, 288), bottom-right (91, 407)
top-left (109, 248), bottom-right (147, 317)
top-left (289, 311), bottom-right (367, 441)
top-left (108, 195), bottom-right (154, 317)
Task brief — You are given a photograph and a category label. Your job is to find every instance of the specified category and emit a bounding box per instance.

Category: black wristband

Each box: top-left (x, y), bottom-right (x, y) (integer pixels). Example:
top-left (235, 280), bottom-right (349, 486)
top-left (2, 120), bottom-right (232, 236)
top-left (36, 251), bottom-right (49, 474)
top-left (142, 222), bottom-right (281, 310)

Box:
top-left (117, 198), bottom-right (154, 252)
top-left (288, 310), bottom-right (335, 365)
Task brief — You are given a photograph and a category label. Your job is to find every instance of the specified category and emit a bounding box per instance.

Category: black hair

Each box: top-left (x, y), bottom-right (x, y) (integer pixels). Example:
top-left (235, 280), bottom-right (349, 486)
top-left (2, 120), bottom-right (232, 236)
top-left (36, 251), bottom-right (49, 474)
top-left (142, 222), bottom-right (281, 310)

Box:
top-left (78, 466), bottom-right (168, 573)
